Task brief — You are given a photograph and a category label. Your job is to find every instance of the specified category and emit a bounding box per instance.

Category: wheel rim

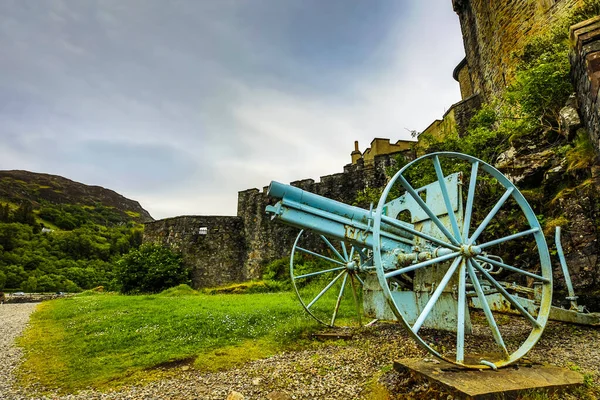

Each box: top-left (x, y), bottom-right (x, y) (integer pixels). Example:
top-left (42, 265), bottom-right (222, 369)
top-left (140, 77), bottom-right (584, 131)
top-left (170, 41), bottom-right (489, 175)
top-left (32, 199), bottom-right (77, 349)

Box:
top-left (290, 230), bottom-right (368, 327)
top-left (373, 152), bottom-right (552, 369)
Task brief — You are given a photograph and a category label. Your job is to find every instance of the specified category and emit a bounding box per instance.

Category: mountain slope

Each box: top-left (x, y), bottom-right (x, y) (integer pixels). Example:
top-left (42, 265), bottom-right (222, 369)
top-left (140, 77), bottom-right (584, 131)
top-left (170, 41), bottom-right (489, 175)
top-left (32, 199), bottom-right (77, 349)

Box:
top-left (0, 170), bottom-right (153, 224)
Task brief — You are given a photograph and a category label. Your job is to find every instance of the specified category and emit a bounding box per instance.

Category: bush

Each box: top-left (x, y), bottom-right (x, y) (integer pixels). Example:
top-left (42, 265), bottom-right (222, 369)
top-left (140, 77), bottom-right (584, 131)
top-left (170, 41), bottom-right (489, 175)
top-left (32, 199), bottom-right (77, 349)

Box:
top-left (116, 244), bottom-right (189, 294)
top-left (262, 257), bottom-right (290, 282)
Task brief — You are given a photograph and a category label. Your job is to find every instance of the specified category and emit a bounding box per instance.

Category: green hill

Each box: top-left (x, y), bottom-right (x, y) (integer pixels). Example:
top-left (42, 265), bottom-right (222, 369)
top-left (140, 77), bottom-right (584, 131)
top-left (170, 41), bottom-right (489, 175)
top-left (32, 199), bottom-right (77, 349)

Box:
top-left (0, 171), bottom-right (153, 293)
top-left (0, 170), bottom-right (153, 227)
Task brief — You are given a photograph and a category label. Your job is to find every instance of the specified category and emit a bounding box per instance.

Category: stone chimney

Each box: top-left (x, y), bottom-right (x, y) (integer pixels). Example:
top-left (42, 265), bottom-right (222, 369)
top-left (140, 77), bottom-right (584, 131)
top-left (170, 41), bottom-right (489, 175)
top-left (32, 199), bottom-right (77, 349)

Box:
top-left (351, 140), bottom-right (362, 164)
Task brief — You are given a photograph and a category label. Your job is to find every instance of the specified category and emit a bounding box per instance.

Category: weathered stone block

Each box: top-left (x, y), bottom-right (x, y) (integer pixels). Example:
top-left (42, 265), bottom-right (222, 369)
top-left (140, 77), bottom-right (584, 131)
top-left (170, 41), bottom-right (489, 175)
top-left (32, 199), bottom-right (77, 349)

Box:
top-left (559, 105), bottom-right (582, 136)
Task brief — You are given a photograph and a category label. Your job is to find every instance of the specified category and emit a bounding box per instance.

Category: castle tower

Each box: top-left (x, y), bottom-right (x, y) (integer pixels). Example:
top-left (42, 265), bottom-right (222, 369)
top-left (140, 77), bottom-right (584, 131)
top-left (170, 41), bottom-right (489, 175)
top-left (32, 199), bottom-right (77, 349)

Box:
top-left (452, 0), bottom-right (584, 101)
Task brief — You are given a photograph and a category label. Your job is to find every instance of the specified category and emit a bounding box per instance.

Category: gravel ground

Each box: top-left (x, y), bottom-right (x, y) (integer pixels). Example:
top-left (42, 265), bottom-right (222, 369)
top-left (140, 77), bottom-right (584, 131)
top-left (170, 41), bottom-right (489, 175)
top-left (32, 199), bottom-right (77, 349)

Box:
top-left (1, 303), bottom-right (599, 400)
top-left (0, 303), bottom-right (39, 399)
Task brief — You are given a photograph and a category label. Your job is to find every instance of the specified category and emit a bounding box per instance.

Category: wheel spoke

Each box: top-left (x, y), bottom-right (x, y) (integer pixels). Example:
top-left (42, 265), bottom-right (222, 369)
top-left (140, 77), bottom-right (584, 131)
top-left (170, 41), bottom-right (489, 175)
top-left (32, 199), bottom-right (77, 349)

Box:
top-left (475, 254), bottom-right (549, 282)
top-left (382, 214), bottom-right (461, 251)
top-left (341, 241), bottom-right (349, 261)
top-left (320, 235), bottom-right (345, 262)
top-left (466, 259), bottom-right (509, 358)
top-left (456, 259), bottom-right (467, 363)
top-left (306, 270), bottom-right (346, 309)
top-left (331, 273), bottom-right (348, 326)
top-left (462, 161), bottom-right (479, 240)
top-left (412, 257), bottom-right (462, 333)
top-left (295, 266), bottom-right (346, 280)
top-left (385, 251), bottom-right (461, 279)
top-left (468, 187), bottom-right (514, 245)
top-left (349, 275), bottom-right (362, 325)
top-left (478, 227), bottom-right (539, 249)
top-left (396, 173), bottom-right (461, 246)
top-left (349, 245), bottom-right (355, 262)
top-left (355, 274), bottom-right (365, 286)
top-left (433, 155), bottom-right (462, 241)
top-left (471, 259), bottom-right (541, 328)
top-left (296, 246), bottom-right (346, 266)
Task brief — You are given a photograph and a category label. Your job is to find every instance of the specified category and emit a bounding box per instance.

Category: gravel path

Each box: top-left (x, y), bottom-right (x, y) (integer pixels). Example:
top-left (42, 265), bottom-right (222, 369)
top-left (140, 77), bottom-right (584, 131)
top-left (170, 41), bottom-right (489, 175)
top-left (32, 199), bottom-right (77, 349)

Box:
top-left (1, 303), bottom-right (599, 399)
top-left (0, 303), bottom-right (39, 400)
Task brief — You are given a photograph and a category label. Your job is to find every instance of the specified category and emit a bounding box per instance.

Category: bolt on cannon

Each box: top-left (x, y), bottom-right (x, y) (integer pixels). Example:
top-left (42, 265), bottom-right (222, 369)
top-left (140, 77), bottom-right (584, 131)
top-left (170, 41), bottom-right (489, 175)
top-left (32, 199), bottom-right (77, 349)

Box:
top-left (266, 152), bottom-right (599, 370)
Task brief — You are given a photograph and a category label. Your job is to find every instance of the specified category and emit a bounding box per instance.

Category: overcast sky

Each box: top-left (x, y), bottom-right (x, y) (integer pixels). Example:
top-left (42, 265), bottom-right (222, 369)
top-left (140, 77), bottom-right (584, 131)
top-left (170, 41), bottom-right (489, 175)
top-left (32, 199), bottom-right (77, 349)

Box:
top-left (0, 0), bottom-right (465, 220)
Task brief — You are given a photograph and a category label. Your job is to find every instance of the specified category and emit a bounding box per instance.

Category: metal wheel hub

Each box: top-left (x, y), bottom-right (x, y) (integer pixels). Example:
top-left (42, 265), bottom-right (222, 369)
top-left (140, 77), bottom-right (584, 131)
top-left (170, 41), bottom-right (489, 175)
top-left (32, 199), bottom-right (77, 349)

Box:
top-left (346, 260), bottom-right (357, 271)
top-left (459, 244), bottom-right (482, 257)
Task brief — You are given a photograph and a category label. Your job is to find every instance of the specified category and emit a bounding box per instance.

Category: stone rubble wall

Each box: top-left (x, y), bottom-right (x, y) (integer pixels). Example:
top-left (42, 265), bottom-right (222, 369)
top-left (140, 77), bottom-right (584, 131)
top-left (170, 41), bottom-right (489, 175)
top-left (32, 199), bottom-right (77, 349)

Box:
top-left (453, 0), bottom-right (583, 101)
top-left (571, 15), bottom-right (600, 154)
top-left (3, 293), bottom-right (69, 303)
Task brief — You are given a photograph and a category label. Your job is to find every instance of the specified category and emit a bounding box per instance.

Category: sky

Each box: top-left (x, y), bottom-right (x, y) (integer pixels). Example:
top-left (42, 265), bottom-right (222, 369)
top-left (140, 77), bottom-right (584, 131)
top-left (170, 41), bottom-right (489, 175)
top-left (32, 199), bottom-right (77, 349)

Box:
top-left (0, 0), bottom-right (465, 220)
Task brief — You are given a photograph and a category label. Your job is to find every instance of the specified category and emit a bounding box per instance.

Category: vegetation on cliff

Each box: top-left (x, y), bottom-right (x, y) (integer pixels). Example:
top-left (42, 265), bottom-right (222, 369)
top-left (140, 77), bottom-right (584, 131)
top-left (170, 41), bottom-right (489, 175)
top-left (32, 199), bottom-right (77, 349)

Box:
top-left (0, 215), bottom-right (143, 292)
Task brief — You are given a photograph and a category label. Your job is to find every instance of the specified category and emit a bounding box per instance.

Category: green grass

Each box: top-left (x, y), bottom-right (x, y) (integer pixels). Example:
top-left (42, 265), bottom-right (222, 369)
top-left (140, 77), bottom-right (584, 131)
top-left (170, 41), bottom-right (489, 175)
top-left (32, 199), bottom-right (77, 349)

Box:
top-left (17, 290), bottom-right (327, 392)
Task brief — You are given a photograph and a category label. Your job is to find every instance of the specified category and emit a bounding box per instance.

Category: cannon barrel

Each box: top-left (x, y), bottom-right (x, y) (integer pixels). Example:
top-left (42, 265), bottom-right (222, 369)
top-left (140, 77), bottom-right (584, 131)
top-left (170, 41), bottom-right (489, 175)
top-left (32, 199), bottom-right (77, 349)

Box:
top-left (265, 181), bottom-right (414, 253)
top-left (268, 181), bottom-right (374, 225)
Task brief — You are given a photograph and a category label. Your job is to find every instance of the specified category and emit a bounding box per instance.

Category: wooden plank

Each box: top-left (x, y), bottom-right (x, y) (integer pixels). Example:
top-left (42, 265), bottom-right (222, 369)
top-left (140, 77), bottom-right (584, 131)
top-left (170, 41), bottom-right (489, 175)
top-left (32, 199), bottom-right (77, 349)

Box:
top-left (394, 358), bottom-right (584, 399)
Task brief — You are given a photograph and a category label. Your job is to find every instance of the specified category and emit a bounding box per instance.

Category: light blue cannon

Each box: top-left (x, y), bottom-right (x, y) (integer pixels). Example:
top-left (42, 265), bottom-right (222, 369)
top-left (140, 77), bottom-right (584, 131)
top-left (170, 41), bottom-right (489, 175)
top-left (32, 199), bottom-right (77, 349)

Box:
top-left (266, 152), bottom-right (561, 370)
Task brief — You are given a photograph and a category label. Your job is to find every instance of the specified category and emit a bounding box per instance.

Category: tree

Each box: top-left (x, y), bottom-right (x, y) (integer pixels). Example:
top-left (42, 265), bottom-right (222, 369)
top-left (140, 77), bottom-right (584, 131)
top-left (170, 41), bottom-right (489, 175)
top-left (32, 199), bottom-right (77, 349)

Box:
top-left (0, 204), bottom-right (10, 222)
top-left (116, 244), bottom-right (189, 294)
top-left (22, 276), bottom-right (38, 292)
top-left (13, 201), bottom-right (39, 229)
top-left (0, 271), bottom-right (6, 290)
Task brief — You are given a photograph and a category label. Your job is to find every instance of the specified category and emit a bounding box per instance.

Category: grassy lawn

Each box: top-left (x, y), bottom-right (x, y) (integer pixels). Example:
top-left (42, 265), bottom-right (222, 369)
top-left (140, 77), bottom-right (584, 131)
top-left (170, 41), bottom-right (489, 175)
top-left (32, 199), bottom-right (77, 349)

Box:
top-left (17, 288), bottom-right (341, 392)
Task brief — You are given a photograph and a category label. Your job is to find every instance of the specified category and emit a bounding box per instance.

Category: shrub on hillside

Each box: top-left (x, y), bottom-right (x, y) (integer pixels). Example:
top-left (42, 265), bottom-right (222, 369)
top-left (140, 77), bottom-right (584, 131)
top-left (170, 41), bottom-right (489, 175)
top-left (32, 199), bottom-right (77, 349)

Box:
top-left (116, 244), bottom-right (189, 294)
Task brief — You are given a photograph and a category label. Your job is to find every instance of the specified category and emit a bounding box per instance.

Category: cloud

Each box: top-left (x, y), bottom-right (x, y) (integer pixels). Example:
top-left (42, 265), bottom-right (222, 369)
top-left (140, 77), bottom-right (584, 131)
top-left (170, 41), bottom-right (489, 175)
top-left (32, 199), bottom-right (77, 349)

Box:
top-left (0, 0), bottom-right (464, 219)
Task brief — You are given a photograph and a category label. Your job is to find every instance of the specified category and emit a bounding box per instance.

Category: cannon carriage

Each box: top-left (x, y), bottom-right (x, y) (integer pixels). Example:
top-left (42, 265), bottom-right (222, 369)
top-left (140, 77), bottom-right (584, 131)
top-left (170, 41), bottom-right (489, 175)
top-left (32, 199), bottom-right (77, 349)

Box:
top-left (266, 152), bottom-right (597, 370)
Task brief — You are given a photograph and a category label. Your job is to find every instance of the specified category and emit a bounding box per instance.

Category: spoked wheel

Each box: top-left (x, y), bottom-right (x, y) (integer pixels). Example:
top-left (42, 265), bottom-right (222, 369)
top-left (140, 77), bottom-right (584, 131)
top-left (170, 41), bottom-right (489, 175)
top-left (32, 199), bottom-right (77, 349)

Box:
top-left (290, 230), bottom-right (369, 327)
top-left (373, 152), bottom-right (552, 369)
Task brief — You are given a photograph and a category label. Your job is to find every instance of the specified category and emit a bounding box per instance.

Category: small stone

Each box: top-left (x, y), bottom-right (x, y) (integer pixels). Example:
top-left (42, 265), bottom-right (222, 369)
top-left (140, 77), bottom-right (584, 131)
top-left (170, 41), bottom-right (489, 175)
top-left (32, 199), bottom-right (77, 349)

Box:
top-left (495, 147), bottom-right (517, 168)
top-left (267, 391), bottom-right (292, 400)
top-left (252, 377), bottom-right (261, 385)
top-left (181, 365), bottom-right (190, 371)
top-left (226, 390), bottom-right (245, 400)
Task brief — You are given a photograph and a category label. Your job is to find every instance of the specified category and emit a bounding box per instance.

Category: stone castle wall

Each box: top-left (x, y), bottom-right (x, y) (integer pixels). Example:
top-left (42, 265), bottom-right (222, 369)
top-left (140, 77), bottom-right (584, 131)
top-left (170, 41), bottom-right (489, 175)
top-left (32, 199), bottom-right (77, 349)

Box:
top-left (237, 152), bottom-right (407, 280)
top-left (143, 152), bottom-right (407, 288)
top-left (571, 16), bottom-right (600, 154)
top-left (144, 216), bottom-right (246, 288)
top-left (419, 93), bottom-right (482, 143)
top-left (453, 0), bottom-right (583, 101)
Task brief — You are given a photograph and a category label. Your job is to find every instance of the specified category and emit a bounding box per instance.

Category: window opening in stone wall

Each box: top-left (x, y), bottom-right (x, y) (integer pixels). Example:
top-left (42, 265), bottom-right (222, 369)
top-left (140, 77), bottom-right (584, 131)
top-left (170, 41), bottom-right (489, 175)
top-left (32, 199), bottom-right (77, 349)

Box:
top-left (199, 227), bottom-right (208, 235)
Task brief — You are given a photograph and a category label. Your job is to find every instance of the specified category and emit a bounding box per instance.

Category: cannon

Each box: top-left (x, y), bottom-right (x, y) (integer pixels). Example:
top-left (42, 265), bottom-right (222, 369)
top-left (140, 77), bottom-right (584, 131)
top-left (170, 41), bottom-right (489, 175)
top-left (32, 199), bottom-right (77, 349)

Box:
top-left (266, 152), bottom-right (598, 370)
